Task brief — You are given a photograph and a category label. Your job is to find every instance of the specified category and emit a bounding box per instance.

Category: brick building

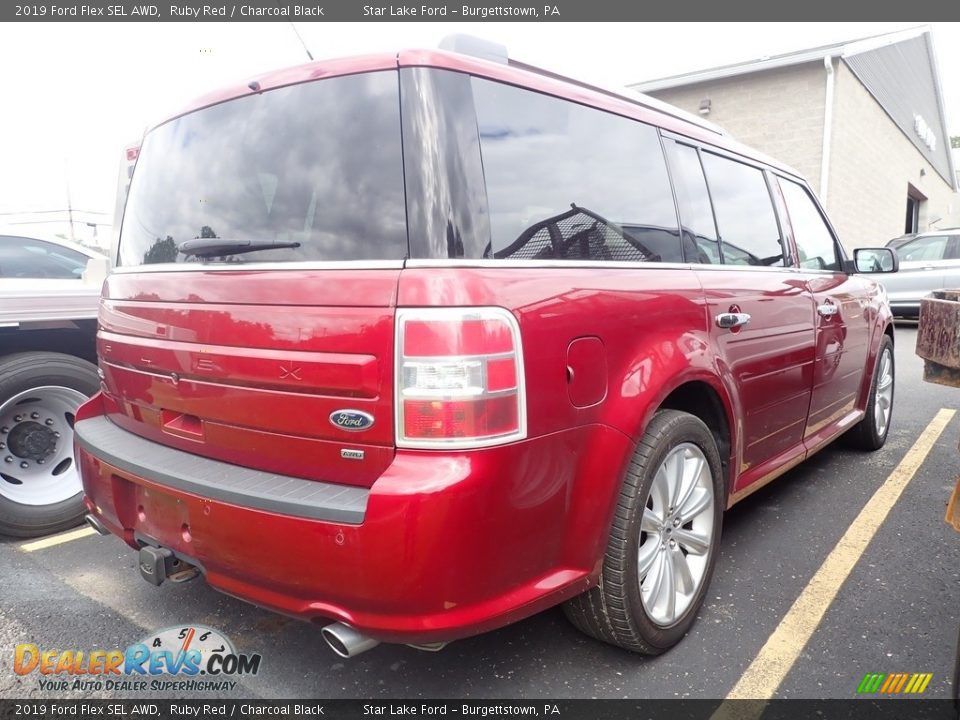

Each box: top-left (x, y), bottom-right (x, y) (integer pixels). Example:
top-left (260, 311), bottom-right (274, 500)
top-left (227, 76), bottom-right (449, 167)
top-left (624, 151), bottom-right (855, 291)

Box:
top-left (631, 27), bottom-right (958, 251)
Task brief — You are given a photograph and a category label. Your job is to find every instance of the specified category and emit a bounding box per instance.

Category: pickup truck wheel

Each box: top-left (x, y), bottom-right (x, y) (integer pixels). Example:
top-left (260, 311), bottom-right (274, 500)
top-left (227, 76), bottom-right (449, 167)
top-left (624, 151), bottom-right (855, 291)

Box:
top-left (0, 353), bottom-right (99, 538)
top-left (847, 335), bottom-right (894, 451)
top-left (563, 409), bottom-right (724, 654)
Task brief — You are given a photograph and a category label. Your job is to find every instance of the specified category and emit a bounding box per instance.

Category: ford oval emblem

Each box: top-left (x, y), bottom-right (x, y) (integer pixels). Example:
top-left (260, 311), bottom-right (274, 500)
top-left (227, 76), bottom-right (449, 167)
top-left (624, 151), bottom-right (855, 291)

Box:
top-left (329, 409), bottom-right (375, 432)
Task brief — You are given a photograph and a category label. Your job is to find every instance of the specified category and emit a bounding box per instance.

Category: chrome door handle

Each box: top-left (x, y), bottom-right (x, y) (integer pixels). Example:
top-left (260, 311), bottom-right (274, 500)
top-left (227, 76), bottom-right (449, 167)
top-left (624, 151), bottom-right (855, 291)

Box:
top-left (817, 303), bottom-right (839, 317)
top-left (715, 312), bottom-right (751, 329)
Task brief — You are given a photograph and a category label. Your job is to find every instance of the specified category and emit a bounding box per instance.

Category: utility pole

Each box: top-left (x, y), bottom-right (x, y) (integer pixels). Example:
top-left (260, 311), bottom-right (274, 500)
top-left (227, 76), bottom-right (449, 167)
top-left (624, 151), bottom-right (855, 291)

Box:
top-left (64, 159), bottom-right (76, 243)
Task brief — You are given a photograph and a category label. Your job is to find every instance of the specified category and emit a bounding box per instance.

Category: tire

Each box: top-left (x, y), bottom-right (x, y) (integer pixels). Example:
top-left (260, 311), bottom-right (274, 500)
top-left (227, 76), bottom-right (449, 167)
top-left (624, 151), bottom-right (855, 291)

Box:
top-left (563, 409), bottom-right (724, 654)
top-left (0, 352), bottom-right (99, 538)
top-left (847, 335), bottom-right (894, 451)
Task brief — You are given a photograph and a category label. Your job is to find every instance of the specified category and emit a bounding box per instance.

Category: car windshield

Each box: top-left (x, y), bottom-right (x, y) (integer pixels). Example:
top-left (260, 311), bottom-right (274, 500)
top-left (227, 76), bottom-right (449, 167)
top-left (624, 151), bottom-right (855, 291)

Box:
top-left (118, 71), bottom-right (407, 266)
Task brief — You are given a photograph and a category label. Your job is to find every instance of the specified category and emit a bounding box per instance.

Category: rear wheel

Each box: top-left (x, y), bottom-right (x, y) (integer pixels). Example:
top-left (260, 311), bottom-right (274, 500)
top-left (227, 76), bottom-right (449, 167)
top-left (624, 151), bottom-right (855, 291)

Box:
top-left (847, 335), bottom-right (894, 451)
top-left (0, 353), bottom-right (99, 537)
top-left (563, 409), bottom-right (724, 653)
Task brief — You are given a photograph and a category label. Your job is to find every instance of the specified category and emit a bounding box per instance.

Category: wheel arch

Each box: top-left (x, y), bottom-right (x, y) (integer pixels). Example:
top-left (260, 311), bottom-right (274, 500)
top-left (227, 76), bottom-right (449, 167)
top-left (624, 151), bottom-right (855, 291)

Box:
top-left (855, 319), bottom-right (895, 415)
top-left (657, 380), bottom-right (734, 504)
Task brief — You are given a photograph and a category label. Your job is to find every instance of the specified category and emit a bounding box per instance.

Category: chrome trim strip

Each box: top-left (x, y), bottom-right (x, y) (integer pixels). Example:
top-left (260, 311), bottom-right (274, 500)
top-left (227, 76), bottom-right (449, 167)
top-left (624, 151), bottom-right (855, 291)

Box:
top-left (404, 258), bottom-right (801, 273)
top-left (110, 260), bottom-right (405, 274)
top-left (405, 259), bottom-right (695, 270)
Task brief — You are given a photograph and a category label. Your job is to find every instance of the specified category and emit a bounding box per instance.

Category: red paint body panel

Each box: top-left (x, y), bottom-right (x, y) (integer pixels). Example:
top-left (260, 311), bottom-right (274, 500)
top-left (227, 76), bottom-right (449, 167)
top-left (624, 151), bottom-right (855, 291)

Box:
top-left (80, 391), bottom-right (631, 643)
top-left (97, 270), bottom-right (400, 486)
top-left (77, 50), bottom-right (896, 646)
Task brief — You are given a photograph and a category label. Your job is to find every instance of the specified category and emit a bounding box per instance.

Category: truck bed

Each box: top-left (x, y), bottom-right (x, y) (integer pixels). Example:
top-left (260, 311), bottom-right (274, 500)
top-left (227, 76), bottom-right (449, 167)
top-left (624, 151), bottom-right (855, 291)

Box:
top-left (0, 279), bottom-right (100, 326)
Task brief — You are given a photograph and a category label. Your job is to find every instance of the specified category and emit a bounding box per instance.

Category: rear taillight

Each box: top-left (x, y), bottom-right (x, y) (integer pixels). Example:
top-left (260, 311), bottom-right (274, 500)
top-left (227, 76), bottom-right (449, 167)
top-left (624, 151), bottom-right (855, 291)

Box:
top-left (395, 307), bottom-right (526, 449)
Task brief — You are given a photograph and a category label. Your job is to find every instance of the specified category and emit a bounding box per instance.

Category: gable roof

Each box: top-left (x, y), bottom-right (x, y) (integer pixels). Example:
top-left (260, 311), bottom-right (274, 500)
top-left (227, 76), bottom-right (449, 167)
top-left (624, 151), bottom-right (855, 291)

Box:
top-left (631, 27), bottom-right (956, 189)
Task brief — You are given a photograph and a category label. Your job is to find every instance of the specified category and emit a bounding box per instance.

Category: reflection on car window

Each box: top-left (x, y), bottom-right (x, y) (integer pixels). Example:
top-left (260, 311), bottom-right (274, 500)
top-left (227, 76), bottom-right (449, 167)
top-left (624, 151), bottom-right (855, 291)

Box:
top-left (663, 140), bottom-right (719, 264)
top-left (701, 153), bottom-right (785, 267)
top-left (0, 236), bottom-right (89, 279)
top-left (471, 77), bottom-right (680, 263)
top-left (779, 179), bottom-right (840, 272)
top-left (119, 71), bottom-right (407, 266)
top-left (898, 236), bottom-right (948, 262)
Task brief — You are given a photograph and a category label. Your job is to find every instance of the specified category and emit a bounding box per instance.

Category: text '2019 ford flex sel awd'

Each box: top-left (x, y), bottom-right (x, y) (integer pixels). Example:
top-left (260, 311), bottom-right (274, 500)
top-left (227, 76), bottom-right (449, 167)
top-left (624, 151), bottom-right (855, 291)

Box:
top-left (77, 38), bottom-right (899, 657)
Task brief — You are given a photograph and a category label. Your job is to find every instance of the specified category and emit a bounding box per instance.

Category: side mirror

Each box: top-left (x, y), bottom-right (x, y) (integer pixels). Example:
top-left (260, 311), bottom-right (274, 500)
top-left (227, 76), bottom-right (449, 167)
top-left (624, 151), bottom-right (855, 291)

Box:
top-left (848, 247), bottom-right (899, 274)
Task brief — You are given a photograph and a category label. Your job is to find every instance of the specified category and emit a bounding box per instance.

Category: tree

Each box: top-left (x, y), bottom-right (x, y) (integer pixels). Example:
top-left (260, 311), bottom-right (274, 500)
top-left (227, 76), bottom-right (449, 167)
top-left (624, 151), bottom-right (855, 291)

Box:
top-left (143, 236), bottom-right (177, 264)
top-left (952, 135), bottom-right (960, 149)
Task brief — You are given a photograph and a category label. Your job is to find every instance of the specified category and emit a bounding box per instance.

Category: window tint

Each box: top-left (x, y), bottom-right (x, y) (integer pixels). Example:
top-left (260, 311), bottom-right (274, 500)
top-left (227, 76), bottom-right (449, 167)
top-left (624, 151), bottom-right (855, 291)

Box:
top-left (897, 235), bottom-right (949, 262)
top-left (0, 236), bottom-right (89, 279)
top-left (472, 78), bottom-right (680, 263)
top-left (663, 140), bottom-right (719, 264)
top-left (120, 71), bottom-right (406, 266)
top-left (400, 68), bottom-right (490, 260)
top-left (778, 179), bottom-right (840, 271)
top-left (701, 153), bottom-right (785, 267)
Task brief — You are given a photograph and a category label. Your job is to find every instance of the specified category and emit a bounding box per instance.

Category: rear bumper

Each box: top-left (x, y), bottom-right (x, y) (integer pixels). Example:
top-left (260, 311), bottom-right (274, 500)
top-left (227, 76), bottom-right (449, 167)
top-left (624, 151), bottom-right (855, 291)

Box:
top-left (77, 395), bottom-right (632, 644)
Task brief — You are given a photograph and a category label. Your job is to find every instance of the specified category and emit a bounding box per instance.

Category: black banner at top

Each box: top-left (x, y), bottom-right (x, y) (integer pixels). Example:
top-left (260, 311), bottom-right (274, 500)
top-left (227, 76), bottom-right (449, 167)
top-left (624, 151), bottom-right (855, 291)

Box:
top-left (3, 0), bottom-right (960, 22)
top-left (0, 700), bottom-right (958, 720)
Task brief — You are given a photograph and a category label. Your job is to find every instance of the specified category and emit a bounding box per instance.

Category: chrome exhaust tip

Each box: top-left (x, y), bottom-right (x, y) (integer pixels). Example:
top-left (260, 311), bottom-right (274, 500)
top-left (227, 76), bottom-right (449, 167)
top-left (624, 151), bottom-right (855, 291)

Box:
top-left (321, 622), bottom-right (380, 658)
top-left (85, 513), bottom-right (109, 536)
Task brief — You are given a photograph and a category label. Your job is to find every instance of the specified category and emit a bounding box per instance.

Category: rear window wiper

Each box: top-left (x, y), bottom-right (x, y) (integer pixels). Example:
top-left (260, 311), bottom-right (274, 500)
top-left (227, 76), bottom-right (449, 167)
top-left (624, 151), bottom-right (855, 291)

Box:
top-left (177, 238), bottom-right (301, 258)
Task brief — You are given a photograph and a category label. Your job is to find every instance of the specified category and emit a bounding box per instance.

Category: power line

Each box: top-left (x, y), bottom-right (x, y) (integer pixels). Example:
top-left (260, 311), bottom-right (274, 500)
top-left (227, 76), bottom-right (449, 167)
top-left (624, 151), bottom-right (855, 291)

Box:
top-left (0, 208), bottom-right (110, 216)
top-left (3, 219), bottom-right (108, 226)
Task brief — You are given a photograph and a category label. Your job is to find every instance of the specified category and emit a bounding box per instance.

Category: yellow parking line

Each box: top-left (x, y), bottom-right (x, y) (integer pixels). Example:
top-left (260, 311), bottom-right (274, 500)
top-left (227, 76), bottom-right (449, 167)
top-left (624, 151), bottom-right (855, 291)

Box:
top-left (714, 408), bottom-right (955, 714)
top-left (20, 526), bottom-right (97, 552)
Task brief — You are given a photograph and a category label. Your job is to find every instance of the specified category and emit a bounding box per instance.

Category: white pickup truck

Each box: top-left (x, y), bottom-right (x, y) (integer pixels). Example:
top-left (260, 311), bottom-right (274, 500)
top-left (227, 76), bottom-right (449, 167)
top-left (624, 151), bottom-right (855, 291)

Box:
top-left (0, 233), bottom-right (108, 537)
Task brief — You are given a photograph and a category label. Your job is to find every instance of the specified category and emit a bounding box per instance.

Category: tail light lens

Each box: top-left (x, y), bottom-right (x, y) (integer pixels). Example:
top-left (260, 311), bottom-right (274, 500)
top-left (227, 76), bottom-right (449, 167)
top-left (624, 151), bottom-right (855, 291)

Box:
top-left (396, 307), bottom-right (526, 449)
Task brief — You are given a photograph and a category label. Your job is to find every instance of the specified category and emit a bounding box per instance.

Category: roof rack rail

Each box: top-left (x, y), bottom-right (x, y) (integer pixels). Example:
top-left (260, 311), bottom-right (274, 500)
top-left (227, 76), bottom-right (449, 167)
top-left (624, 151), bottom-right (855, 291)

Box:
top-left (437, 34), bottom-right (725, 137)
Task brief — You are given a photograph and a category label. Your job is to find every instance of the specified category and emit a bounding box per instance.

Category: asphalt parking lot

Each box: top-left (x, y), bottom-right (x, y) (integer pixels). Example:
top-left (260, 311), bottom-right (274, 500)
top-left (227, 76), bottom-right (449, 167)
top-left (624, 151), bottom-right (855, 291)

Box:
top-left (3, 323), bottom-right (960, 701)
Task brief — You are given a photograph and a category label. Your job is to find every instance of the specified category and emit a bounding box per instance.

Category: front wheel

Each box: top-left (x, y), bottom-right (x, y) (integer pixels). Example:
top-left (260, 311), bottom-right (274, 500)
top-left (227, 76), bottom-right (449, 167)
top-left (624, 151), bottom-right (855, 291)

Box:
top-left (847, 335), bottom-right (894, 451)
top-left (0, 352), bottom-right (99, 537)
top-left (563, 409), bottom-right (724, 654)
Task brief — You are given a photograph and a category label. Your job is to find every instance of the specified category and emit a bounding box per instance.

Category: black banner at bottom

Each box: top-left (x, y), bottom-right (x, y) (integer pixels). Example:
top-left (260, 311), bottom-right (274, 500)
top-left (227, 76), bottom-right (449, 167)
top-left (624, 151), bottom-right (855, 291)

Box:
top-left (0, 700), bottom-right (958, 720)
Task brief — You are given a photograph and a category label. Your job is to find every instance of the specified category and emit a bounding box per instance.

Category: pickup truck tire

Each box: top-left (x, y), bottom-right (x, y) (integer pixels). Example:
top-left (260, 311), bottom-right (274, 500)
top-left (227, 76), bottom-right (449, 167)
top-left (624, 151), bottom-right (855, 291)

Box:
top-left (563, 409), bottom-right (724, 654)
top-left (0, 352), bottom-right (99, 538)
top-left (847, 335), bottom-right (895, 451)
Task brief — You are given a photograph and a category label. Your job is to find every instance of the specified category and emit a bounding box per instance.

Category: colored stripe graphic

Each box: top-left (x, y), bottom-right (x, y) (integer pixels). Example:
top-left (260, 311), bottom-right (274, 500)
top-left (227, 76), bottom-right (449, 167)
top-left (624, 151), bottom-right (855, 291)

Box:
top-left (857, 672), bottom-right (932, 694)
top-left (857, 673), bottom-right (885, 693)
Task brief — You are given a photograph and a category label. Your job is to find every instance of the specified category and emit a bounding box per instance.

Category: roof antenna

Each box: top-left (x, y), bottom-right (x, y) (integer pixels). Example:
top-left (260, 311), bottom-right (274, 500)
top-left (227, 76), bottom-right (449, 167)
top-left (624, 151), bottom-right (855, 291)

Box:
top-left (289, 22), bottom-right (314, 61)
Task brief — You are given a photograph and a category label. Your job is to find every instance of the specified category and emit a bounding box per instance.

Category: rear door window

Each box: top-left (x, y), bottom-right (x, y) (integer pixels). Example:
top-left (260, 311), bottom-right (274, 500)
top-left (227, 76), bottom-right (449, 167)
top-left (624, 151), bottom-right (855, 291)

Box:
top-left (701, 153), bottom-right (785, 267)
top-left (119, 71), bottom-right (407, 266)
top-left (471, 78), bottom-right (681, 263)
top-left (663, 140), bottom-right (720, 263)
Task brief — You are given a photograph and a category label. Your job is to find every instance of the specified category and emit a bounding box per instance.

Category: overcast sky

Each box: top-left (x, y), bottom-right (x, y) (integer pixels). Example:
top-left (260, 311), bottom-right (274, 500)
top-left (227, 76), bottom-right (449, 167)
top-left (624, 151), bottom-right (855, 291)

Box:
top-left (1, 21), bottom-right (957, 242)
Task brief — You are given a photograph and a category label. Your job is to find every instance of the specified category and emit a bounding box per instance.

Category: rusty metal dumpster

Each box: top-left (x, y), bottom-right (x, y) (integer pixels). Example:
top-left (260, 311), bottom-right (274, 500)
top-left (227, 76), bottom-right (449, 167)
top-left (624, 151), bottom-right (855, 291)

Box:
top-left (915, 290), bottom-right (960, 709)
top-left (916, 289), bottom-right (960, 530)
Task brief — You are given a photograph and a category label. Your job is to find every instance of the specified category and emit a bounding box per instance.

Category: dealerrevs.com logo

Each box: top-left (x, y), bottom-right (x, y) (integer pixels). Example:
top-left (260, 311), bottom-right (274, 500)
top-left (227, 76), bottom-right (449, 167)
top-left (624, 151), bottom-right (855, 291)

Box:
top-left (14, 625), bottom-right (261, 692)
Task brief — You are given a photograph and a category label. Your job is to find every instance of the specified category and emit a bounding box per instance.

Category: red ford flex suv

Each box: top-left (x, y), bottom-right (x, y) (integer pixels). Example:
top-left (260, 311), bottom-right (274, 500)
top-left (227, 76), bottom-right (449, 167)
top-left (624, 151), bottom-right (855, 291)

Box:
top-left (77, 38), bottom-right (898, 657)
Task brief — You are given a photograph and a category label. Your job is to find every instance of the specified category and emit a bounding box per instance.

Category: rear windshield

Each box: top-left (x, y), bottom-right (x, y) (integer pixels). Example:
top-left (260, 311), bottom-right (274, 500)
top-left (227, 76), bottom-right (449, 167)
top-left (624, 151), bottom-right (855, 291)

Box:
top-left (119, 71), bottom-right (407, 266)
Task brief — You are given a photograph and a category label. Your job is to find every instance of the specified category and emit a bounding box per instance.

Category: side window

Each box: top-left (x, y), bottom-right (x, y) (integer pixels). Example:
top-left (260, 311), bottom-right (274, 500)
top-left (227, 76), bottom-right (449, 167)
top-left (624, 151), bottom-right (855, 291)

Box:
top-left (701, 153), bottom-right (785, 267)
top-left (897, 236), bottom-right (948, 262)
top-left (663, 140), bottom-right (720, 264)
top-left (0, 237), bottom-right (89, 279)
top-left (471, 78), bottom-right (681, 263)
top-left (778, 179), bottom-right (841, 272)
